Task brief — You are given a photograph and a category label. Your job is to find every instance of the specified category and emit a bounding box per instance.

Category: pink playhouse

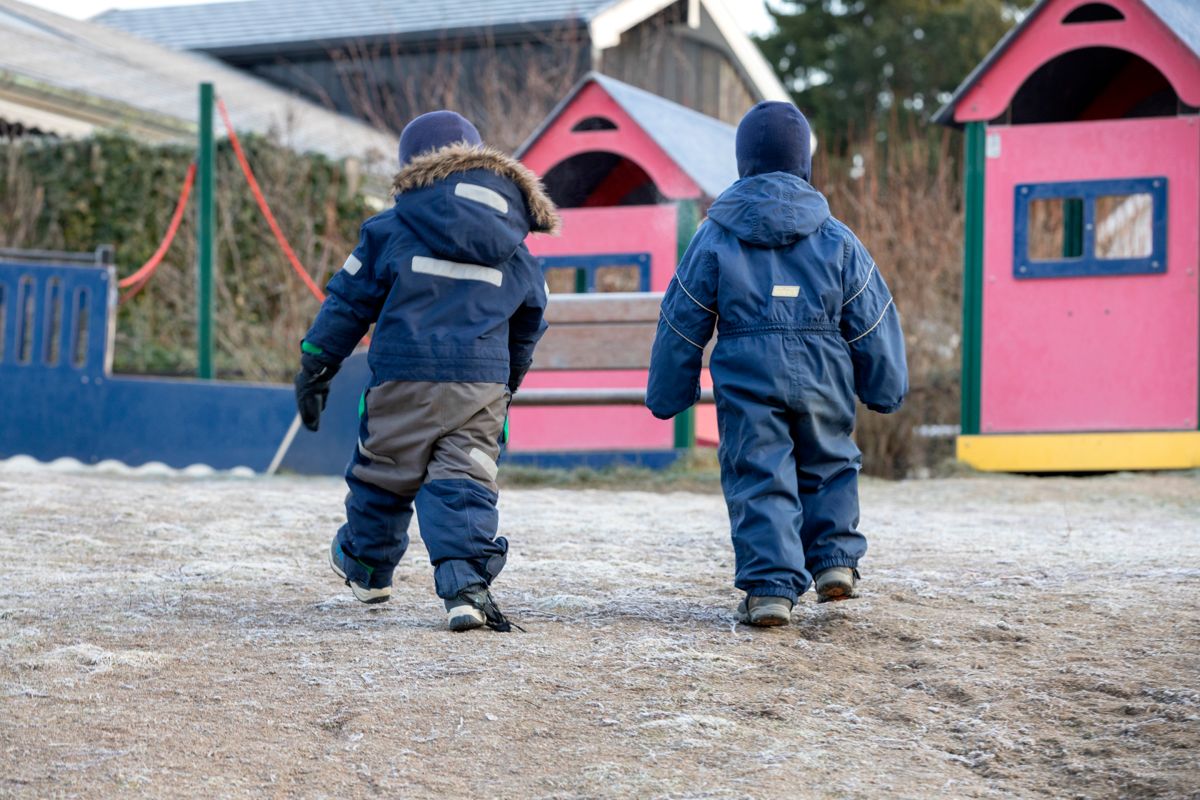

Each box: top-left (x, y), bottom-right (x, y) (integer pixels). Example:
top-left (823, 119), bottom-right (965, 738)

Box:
top-left (508, 73), bottom-right (738, 461)
top-left (936, 0), bottom-right (1200, 471)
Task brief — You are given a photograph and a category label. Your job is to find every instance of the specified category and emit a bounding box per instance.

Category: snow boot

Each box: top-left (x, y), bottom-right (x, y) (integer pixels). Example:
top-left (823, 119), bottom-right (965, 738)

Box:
top-left (815, 567), bottom-right (860, 603)
top-left (737, 595), bottom-right (793, 626)
top-left (444, 583), bottom-right (522, 632)
top-left (329, 538), bottom-right (391, 604)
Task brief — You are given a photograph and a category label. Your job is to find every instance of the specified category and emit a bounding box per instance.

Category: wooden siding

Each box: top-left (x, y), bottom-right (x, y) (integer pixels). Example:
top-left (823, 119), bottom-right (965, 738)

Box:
top-left (597, 2), bottom-right (757, 124)
top-left (210, 3), bottom-right (759, 145)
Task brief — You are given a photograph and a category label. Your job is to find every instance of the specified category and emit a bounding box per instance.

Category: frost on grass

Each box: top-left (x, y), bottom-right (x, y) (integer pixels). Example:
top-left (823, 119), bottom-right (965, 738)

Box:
top-left (0, 466), bottom-right (1198, 799)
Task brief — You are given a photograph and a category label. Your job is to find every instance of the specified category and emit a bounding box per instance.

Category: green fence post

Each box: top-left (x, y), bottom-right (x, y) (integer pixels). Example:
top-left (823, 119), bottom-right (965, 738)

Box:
top-left (673, 199), bottom-right (701, 450)
top-left (197, 82), bottom-right (215, 379)
top-left (961, 122), bottom-right (986, 436)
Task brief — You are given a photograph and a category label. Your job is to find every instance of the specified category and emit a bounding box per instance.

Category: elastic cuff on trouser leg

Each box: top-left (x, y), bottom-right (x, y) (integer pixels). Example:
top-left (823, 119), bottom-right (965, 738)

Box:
top-left (433, 543), bottom-right (508, 599)
top-left (335, 529), bottom-right (395, 589)
top-left (809, 557), bottom-right (860, 576)
top-left (743, 584), bottom-right (800, 604)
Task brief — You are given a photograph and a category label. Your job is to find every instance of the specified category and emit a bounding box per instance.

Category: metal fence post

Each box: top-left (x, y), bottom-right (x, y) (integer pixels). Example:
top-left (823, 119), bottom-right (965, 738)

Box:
top-left (197, 82), bottom-right (215, 379)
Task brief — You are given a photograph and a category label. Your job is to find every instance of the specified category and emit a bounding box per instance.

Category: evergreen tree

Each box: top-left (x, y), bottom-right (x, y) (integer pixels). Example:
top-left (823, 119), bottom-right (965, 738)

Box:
top-left (758, 0), bottom-right (1021, 148)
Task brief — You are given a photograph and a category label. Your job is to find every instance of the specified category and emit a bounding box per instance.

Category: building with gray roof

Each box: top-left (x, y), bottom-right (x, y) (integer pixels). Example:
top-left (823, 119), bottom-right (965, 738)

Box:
top-left (0, 0), bottom-right (395, 168)
top-left (95, 0), bottom-right (788, 147)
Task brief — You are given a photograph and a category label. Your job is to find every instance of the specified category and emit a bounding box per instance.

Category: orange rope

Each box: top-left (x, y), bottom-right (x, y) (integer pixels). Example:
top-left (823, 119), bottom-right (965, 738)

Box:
top-left (117, 162), bottom-right (196, 304)
top-left (216, 97), bottom-right (326, 303)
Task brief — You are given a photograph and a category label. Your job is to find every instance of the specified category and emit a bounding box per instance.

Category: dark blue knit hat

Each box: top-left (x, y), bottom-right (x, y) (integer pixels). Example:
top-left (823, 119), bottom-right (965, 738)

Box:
top-left (398, 110), bottom-right (482, 165)
top-left (735, 101), bottom-right (812, 181)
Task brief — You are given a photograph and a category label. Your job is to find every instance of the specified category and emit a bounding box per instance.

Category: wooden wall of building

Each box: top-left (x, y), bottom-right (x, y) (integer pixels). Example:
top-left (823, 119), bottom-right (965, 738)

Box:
top-left (597, 2), bottom-right (757, 125)
top-left (215, 3), bottom-right (758, 148)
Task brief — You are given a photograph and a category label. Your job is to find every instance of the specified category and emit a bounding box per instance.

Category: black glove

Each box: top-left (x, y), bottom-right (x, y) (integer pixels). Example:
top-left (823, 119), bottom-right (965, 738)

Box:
top-left (507, 361), bottom-right (531, 395)
top-left (294, 352), bottom-right (340, 432)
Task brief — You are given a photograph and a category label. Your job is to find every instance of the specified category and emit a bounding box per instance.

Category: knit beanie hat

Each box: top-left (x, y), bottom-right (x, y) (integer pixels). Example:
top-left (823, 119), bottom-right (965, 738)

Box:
top-left (398, 110), bottom-right (482, 165)
top-left (735, 101), bottom-right (812, 181)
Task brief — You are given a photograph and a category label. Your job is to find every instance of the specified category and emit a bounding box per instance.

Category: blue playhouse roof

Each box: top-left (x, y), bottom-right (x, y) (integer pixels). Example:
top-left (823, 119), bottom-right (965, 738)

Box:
top-left (95, 0), bottom-right (618, 53)
top-left (934, 0), bottom-right (1200, 127)
top-left (517, 72), bottom-right (740, 200)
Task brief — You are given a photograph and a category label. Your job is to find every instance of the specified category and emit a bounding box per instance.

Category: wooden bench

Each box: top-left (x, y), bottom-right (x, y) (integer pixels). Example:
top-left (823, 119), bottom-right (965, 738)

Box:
top-left (510, 292), bottom-right (714, 407)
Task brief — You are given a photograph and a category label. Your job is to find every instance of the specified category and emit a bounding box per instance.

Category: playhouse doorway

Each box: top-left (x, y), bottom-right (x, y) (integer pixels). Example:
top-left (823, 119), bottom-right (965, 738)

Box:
top-left (542, 150), bottom-right (664, 208)
top-left (1007, 47), bottom-right (1180, 124)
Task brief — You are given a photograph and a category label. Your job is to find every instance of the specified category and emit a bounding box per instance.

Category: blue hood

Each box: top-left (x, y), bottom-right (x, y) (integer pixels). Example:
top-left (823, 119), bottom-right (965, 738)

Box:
top-left (706, 172), bottom-right (830, 248)
top-left (394, 170), bottom-right (529, 266)
top-left (391, 143), bottom-right (561, 266)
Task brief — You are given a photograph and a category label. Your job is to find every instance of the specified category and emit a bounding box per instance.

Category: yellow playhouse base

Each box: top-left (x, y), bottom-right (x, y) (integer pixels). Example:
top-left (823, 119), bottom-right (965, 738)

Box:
top-left (957, 431), bottom-right (1200, 472)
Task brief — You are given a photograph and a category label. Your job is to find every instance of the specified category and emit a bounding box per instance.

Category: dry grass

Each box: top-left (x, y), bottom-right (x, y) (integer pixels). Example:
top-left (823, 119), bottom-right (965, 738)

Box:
top-left (818, 124), bottom-right (965, 477)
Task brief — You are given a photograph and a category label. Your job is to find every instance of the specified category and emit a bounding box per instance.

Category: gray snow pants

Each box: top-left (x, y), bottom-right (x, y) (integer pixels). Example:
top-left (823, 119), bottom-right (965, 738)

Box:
top-left (335, 380), bottom-right (510, 599)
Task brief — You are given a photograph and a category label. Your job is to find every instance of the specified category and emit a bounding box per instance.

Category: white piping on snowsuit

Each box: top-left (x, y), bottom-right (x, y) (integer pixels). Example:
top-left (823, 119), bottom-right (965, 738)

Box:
top-left (842, 263), bottom-right (876, 306)
top-left (674, 275), bottom-right (716, 315)
top-left (846, 297), bottom-right (894, 344)
top-left (661, 312), bottom-right (704, 350)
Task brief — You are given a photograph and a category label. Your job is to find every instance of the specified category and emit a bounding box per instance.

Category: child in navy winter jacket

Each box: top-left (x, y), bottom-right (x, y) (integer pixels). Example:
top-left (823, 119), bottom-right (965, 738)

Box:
top-left (646, 102), bottom-right (908, 626)
top-left (295, 111), bottom-right (558, 631)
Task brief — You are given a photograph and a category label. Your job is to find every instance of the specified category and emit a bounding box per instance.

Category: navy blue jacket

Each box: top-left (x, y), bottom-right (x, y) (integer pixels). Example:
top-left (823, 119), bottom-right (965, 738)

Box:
top-left (647, 172), bottom-right (908, 419)
top-left (304, 145), bottom-right (559, 386)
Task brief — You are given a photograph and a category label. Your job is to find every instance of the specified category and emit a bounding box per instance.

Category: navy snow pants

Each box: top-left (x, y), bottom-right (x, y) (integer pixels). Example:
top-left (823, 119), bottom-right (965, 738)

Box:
top-left (713, 333), bottom-right (866, 603)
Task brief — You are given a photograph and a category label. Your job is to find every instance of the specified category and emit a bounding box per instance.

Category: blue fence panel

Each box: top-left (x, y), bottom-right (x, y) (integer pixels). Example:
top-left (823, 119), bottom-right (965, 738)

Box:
top-left (0, 262), bottom-right (112, 376)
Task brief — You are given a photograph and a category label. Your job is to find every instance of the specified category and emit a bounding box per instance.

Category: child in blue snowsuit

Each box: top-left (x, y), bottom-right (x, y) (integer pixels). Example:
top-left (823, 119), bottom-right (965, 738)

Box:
top-left (647, 102), bottom-right (908, 626)
top-left (294, 111), bottom-right (558, 631)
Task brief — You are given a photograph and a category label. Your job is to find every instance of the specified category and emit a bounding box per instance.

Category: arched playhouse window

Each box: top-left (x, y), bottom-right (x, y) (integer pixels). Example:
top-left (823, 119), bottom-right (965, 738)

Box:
top-left (1062, 3), bottom-right (1124, 24)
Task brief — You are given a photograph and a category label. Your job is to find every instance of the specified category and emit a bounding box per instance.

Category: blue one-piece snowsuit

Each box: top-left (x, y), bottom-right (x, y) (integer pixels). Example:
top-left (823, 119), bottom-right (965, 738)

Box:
top-left (646, 171), bottom-right (908, 603)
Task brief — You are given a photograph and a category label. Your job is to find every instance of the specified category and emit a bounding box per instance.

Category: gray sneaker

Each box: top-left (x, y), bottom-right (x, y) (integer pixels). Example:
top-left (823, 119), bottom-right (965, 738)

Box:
top-left (444, 584), bottom-right (522, 632)
top-left (815, 567), bottom-right (860, 603)
top-left (737, 595), bottom-right (794, 626)
top-left (329, 538), bottom-right (391, 604)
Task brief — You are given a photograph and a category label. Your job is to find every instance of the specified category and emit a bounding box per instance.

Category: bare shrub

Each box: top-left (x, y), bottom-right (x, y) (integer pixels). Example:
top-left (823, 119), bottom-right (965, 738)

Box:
top-left (816, 120), bottom-right (964, 478)
top-left (321, 25), bottom-right (589, 152)
top-left (0, 133), bottom-right (369, 381)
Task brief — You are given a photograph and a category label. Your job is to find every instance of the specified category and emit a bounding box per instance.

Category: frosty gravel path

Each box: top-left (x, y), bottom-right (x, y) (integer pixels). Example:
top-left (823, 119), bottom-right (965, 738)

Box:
top-left (1, 465), bottom-right (1197, 799)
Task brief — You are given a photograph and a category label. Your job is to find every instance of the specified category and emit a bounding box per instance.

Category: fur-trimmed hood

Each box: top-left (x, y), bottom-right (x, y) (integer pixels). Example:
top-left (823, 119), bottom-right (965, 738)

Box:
top-left (392, 143), bottom-right (561, 235)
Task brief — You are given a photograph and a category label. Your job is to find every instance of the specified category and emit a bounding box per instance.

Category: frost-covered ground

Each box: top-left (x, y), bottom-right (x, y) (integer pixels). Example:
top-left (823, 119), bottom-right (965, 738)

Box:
top-left (1, 462), bottom-right (1197, 799)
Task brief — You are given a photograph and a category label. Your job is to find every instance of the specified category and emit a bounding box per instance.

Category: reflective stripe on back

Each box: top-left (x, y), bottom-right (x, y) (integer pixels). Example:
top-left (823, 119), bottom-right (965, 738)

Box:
top-left (454, 182), bottom-right (509, 214)
top-left (411, 256), bottom-right (503, 287)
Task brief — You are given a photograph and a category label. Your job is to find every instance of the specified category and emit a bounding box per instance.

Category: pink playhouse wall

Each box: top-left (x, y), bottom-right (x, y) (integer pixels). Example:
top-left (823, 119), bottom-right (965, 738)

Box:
top-left (528, 205), bottom-right (679, 291)
top-left (966, 0), bottom-right (1200, 434)
top-left (980, 117), bottom-right (1199, 433)
top-left (513, 80), bottom-right (709, 454)
top-left (953, 0), bottom-right (1200, 125)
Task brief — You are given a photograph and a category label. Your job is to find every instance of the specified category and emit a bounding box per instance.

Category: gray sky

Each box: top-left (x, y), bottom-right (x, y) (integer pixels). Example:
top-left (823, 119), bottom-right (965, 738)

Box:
top-left (26, 0), bottom-right (776, 35)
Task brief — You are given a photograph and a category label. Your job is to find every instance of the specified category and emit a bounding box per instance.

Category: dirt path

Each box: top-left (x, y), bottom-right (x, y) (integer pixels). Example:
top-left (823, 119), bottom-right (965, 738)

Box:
top-left (1, 464), bottom-right (1197, 799)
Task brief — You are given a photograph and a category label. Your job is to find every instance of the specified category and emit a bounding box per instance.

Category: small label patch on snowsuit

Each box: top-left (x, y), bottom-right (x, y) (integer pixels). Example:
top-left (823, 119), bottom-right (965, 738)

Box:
top-left (771, 285), bottom-right (801, 298)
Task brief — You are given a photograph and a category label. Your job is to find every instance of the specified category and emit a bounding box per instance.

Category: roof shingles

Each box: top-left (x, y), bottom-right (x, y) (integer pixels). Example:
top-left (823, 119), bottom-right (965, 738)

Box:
top-left (96, 0), bottom-right (618, 52)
